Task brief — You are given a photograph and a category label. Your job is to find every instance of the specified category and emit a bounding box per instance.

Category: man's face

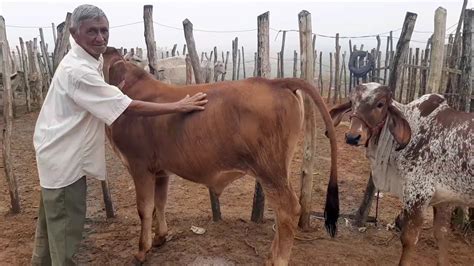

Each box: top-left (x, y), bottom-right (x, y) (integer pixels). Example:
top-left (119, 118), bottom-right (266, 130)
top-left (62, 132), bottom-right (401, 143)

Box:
top-left (71, 16), bottom-right (109, 59)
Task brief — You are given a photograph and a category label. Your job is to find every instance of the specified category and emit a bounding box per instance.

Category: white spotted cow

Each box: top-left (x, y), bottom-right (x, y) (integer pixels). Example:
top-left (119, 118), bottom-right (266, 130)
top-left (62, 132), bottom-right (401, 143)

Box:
top-left (329, 82), bottom-right (473, 265)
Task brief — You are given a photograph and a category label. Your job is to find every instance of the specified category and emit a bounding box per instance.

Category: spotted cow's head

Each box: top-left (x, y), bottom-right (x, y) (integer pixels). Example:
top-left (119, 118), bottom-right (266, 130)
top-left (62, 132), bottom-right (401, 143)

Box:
top-left (329, 83), bottom-right (411, 150)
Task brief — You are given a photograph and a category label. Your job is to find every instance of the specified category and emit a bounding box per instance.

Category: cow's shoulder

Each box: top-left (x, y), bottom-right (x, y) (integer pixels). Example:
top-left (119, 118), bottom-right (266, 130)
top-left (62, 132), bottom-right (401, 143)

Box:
top-left (411, 94), bottom-right (447, 117)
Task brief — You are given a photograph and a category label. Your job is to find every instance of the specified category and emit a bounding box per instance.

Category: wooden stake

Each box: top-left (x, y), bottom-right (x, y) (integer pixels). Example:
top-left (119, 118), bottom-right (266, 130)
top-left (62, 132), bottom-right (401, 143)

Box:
top-left (388, 12), bottom-right (417, 95)
top-left (241, 46), bottom-right (246, 79)
top-left (319, 51), bottom-right (323, 95)
top-left (183, 19), bottom-right (204, 84)
top-left (171, 44), bottom-right (177, 57)
top-left (39, 28), bottom-right (52, 77)
top-left (237, 48), bottom-right (241, 80)
top-left (251, 11), bottom-right (270, 223)
top-left (232, 37), bottom-right (238, 80)
top-left (280, 31), bottom-right (286, 77)
top-left (427, 7), bottom-right (447, 94)
top-left (19, 37), bottom-right (31, 112)
top-left (0, 16), bottom-right (20, 213)
top-left (333, 34), bottom-right (340, 104)
top-left (185, 54), bottom-right (193, 84)
top-left (143, 5), bottom-right (159, 76)
top-left (293, 50), bottom-right (298, 77)
top-left (222, 51), bottom-right (230, 81)
top-left (328, 52), bottom-right (333, 103)
top-left (53, 13), bottom-right (71, 72)
top-left (459, 9), bottom-right (473, 112)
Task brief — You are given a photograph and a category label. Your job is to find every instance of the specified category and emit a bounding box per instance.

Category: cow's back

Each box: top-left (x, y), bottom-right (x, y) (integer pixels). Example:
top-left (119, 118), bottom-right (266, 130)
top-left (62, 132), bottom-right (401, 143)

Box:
top-left (108, 78), bottom-right (304, 184)
top-left (396, 94), bottom-right (474, 205)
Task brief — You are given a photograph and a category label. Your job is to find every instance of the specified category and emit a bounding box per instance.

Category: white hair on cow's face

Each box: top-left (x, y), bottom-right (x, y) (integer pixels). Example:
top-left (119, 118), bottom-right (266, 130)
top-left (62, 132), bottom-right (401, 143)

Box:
top-left (361, 82), bottom-right (382, 105)
top-left (71, 4), bottom-right (107, 30)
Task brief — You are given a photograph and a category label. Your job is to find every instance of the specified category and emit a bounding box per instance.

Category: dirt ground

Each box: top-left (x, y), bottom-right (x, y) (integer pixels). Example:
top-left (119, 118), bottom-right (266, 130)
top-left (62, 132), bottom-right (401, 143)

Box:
top-left (0, 101), bottom-right (472, 265)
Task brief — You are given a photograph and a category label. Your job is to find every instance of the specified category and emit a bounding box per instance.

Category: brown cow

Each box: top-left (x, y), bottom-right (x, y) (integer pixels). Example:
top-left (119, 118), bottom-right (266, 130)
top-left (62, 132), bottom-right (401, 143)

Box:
top-left (102, 47), bottom-right (339, 265)
top-left (330, 83), bottom-right (473, 265)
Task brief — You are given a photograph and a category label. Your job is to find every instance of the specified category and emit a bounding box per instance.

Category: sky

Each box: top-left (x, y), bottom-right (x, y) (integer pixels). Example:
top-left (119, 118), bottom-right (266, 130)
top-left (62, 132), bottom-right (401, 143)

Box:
top-left (1, 0), bottom-right (472, 68)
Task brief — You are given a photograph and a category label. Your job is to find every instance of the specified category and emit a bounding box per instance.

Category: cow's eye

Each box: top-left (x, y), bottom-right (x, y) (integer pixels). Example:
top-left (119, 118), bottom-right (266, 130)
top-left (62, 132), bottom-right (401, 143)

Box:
top-left (376, 102), bottom-right (384, 108)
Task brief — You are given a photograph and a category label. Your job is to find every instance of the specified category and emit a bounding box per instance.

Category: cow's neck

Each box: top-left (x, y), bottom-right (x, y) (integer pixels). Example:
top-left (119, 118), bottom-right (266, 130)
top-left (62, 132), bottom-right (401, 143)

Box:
top-left (366, 100), bottom-right (406, 197)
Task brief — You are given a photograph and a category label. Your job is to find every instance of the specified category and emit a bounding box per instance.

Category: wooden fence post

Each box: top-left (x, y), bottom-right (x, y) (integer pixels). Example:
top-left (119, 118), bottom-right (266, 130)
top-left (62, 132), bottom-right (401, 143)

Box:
top-left (388, 12), bottom-right (417, 95)
top-left (333, 33), bottom-right (340, 104)
top-left (319, 51), bottom-right (323, 95)
top-left (277, 52), bottom-right (281, 78)
top-left (0, 16), bottom-right (21, 213)
top-left (26, 40), bottom-right (43, 105)
top-left (384, 36), bottom-right (390, 85)
top-left (143, 5), bottom-right (159, 76)
top-left (349, 39), bottom-right (353, 91)
top-left (280, 31), bottom-right (286, 77)
top-left (241, 46), bottom-right (246, 79)
top-left (183, 19), bottom-right (204, 84)
top-left (182, 18), bottom-right (217, 218)
top-left (446, 0), bottom-right (467, 105)
top-left (19, 37), bottom-right (31, 112)
top-left (341, 51), bottom-right (347, 99)
top-left (33, 38), bottom-right (46, 93)
top-left (39, 28), bottom-right (52, 78)
top-left (222, 51), bottom-right (230, 81)
top-left (251, 11), bottom-right (270, 223)
top-left (237, 48), bottom-right (241, 80)
top-left (328, 52), bottom-right (333, 103)
top-left (293, 50), bottom-right (297, 78)
top-left (53, 13), bottom-right (71, 72)
top-left (459, 8), bottom-right (473, 112)
top-left (427, 7), bottom-right (447, 94)
top-left (185, 54), bottom-right (193, 84)
top-left (232, 37), bottom-right (238, 80)
top-left (297, 10), bottom-right (316, 231)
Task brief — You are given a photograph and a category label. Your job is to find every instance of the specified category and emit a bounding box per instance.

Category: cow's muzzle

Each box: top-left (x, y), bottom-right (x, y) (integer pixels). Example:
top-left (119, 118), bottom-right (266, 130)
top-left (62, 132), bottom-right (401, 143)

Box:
top-left (345, 133), bottom-right (361, 146)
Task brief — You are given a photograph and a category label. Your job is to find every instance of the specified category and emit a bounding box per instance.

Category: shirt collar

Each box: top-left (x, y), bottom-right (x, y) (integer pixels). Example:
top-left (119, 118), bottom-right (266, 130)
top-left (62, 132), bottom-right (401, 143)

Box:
top-left (69, 35), bottom-right (104, 72)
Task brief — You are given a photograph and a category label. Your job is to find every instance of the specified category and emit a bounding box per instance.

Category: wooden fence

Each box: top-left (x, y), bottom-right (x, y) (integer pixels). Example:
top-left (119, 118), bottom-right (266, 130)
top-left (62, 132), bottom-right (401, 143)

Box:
top-left (0, 4), bottom-right (472, 226)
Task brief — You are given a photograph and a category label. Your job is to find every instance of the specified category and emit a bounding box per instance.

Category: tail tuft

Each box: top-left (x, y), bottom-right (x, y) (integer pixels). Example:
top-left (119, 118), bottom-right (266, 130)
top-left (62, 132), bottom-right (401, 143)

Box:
top-left (324, 180), bottom-right (339, 238)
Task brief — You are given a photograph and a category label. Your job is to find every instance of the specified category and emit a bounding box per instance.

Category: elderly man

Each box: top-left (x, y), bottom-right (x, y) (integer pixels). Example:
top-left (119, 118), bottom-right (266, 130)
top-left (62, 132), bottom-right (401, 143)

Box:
top-left (31, 4), bottom-right (207, 265)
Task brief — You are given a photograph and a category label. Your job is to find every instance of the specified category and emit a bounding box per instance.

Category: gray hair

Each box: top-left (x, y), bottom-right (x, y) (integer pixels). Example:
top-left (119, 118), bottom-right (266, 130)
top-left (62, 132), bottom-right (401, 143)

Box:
top-left (71, 4), bottom-right (107, 29)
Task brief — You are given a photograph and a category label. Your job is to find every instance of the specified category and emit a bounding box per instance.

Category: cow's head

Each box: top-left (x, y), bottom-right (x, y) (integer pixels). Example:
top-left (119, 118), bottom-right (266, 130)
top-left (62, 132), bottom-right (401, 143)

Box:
top-left (214, 61), bottom-right (226, 75)
top-left (329, 83), bottom-right (411, 150)
top-left (102, 47), bottom-right (127, 87)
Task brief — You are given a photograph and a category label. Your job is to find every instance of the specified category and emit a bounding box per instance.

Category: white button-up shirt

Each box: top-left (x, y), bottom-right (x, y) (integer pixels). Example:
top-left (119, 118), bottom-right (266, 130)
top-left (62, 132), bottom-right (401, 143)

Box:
top-left (33, 37), bottom-right (132, 189)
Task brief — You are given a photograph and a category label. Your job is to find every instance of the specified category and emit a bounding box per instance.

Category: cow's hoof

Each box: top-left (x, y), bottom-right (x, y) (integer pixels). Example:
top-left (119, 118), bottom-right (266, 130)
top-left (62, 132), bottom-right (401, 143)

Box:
top-left (133, 254), bottom-right (145, 266)
top-left (152, 235), bottom-right (167, 247)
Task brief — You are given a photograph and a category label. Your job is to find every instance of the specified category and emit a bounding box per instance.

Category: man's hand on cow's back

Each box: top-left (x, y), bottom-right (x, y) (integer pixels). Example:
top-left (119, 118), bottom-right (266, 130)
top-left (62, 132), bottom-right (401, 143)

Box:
top-left (124, 92), bottom-right (207, 116)
top-left (175, 92), bottom-right (208, 112)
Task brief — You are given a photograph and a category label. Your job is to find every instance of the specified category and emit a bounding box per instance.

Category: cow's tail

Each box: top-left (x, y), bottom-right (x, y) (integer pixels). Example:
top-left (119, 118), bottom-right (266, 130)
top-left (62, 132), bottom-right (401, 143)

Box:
top-left (271, 77), bottom-right (339, 237)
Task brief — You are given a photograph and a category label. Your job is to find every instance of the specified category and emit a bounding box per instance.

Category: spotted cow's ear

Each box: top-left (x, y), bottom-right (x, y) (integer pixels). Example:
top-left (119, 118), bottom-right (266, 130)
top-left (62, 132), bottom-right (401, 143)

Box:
top-left (329, 101), bottom-right (352, 127)
top-left (387, 105), bottom-right (411, 151)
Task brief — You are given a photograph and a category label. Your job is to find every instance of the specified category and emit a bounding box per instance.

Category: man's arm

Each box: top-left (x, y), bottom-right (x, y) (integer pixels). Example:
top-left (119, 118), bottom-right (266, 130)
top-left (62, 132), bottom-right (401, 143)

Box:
top-left (124, 92), bottom-right (208, 116)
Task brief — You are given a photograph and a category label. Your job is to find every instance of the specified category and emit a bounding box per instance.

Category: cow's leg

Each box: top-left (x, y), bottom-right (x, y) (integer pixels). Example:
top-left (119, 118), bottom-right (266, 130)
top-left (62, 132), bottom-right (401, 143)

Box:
top-left (399, 206), bottom-right (424, 266)
top-left (261, 180), bottom-right (301, 266)
top-left (152, 171), bottom-right (169, 247)
top-left (433, 204), bottom-right (451, 266)
top-left (132, 170), bottom-right (156, 263)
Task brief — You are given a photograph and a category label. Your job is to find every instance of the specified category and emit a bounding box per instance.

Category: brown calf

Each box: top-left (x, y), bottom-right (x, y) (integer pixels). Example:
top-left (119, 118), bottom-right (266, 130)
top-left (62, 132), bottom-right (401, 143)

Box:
top-left (102, 47), bottom-right (339, 265)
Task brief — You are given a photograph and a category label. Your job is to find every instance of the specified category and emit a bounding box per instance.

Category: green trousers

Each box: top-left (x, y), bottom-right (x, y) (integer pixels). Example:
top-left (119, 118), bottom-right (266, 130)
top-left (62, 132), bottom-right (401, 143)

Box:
top-left (31, 176), bottom-right (87, 266)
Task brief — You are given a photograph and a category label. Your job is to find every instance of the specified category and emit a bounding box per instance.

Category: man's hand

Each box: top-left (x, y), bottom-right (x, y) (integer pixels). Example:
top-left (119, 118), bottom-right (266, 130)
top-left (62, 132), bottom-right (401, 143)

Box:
top-left (175, 92), bottom-right (208, 112)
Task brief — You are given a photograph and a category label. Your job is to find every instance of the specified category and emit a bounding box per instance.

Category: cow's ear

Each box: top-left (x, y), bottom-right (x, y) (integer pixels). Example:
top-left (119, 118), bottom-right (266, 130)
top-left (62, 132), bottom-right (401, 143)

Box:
top-left (329, 101), bottom-right (352, 127)
top-left (109, 61), bottom-right (127, 87)
top-left (387, 105), bottom-right (411, 151)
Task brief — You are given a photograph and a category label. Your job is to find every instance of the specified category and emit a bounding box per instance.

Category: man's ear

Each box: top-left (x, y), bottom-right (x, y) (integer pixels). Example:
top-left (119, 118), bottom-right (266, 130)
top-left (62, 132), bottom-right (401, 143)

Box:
top-left (387, 105), bottom-right (411, 151)
top-left (329, 101), bottom-right (352, 127)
